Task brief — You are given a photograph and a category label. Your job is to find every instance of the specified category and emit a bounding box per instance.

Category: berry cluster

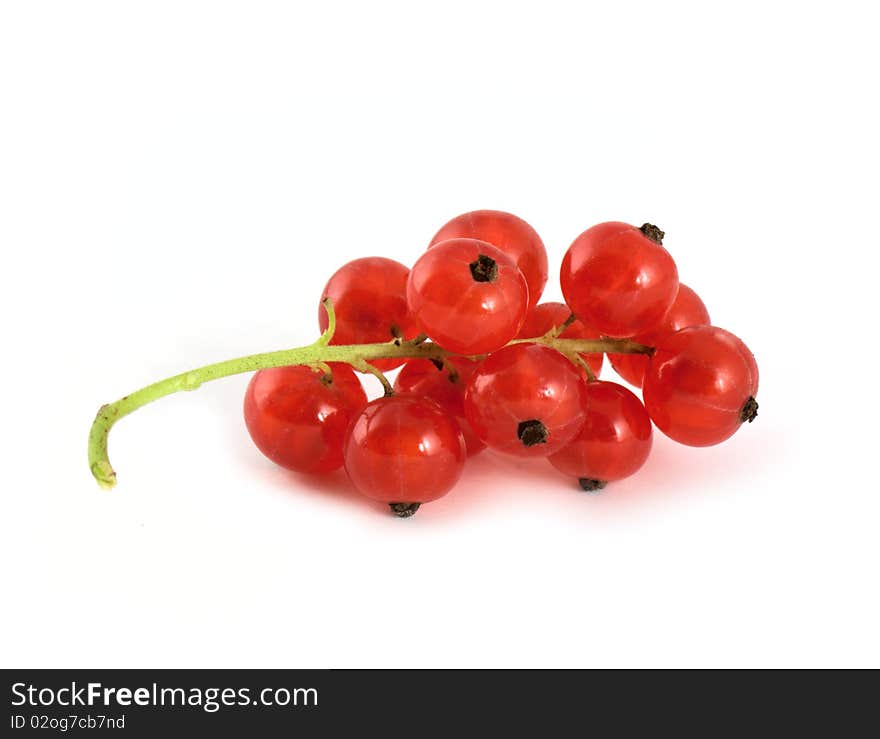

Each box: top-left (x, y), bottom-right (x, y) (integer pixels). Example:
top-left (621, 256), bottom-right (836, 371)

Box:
top-left (242, 211), bottom-right (759, 517)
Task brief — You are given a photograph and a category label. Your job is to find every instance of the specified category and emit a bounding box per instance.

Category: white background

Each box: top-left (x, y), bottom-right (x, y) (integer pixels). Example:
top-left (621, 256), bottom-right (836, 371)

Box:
top-left (1, 1), bottom-right (878, 668)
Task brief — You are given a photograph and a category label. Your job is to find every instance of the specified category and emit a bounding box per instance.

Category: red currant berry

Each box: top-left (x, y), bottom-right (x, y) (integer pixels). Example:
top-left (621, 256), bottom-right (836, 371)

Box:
top-left (608, 283), bottom-right (710, 387)
top-left (429, 209), bottom-right (549, 308)
top-left (407, 238), bottom-right (529, 355)
top-left (735, 335), bottom-right (760, 391)
top-left (548, 381), bottom-right (652, 487)
top-left (560, 222), bottom-right (679, 338)
top-left (344, 395), bottom-right (466, 512)
top-left (517, 301), bottom-right (603, 377)
top-left (244, 364), bottom-right (367, 474)
top-left (464, 344), bottom-right (587, 457)
top-left (643, 326), bottom-right (759, 447)
top-left (318, 257), bottom-right (416, 371)
top-left (393, 357), bottom-right (485, 456)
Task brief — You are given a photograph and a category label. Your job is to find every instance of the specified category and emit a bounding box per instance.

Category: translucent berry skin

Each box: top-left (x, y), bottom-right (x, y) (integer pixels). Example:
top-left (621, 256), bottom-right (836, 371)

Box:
top-left (318, 257), bottom-right (417, 371)
top-left (407, 238), bottom-right (529, 355)
top-left (517, 301), bottom-right (603, 377)
top-left (429, 209), bottom-right (548, 309)
top-left (643, 326), bottom-right (759, 447)
top-left (548, 381), bottom-right (653, 482)
top-left (393, 358), bottom-right (485, 456)
top-left (244, 364), bottom-right (367, 474)
top-left (464, 344), bottom-right (587, 457)
top-left (344, 395), bottom-right (466, 504)
top-left (608, 284), bottom-right (710, 388)
top-left (560, 221), bottom-right (679, 338)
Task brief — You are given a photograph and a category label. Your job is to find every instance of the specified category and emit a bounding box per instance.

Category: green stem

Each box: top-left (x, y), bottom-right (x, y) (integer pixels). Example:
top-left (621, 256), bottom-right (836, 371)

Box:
top-left (566, 352), bottom-right (598, 382)
top-left (87, 305), bottom-right (653, 489)
top-left (353, 359), bottom-right (395, 396)
top-left (87, 337), bottom-right (452, 488)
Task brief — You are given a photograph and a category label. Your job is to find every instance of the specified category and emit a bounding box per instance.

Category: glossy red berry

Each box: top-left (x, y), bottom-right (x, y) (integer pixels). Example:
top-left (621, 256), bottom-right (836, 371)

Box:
top-left (560, 221), bottom-right (679, 338)
top-left (393, 357), bottom-right (485, 456)
top-left (318, 257), bottom-right (417, 371)
top-left (429, 209), bottom-right (548, 308)
top-left (548, 381), bottom-right (652, 487)
top-left (608, 283), bottom-right (710, 387)
top-left (244, 364), bottom-right (367, 474)
top-left (517, 301), bottom-right (603, 377)
top-left (464, 344), bottom-right (587, 457)
top-left (344, 395), bottom-right (466, 511)
top-left (643, 326), bottom-right (759, 447)
top-left (407, 238), bottom-right (529, 354)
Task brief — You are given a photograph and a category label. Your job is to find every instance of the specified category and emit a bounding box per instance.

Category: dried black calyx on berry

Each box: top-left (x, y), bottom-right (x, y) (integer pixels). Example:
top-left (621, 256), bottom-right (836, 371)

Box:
top-left (469, 254), bottom-right (498, 283)
top-left (579, 478), bottom-right (607, 493)
top-left (429, 358), bottom-right (445, 372)
top-left (740, 396), bottom-right (759, 423)
top-left (389, 502), bottom-right (421, 518)
top-left (517, 419), bottom-right (548, 447)
top-left (639, 223), bottom-right (665, 245)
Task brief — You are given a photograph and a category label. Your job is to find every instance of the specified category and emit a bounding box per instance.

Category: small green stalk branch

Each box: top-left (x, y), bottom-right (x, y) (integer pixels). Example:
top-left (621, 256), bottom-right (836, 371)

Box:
top-left (88, 300), bottom-right (652, 489)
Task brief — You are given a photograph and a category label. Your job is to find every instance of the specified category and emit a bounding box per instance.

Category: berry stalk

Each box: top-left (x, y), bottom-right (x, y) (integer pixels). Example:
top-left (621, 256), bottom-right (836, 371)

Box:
top-left (88, 299), bottom-right (652, 489)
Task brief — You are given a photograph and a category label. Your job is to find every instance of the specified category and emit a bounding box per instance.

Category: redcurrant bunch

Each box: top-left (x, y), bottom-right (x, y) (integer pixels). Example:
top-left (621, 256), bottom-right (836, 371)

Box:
top-left (90, 210), bottom-right (760, 518)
